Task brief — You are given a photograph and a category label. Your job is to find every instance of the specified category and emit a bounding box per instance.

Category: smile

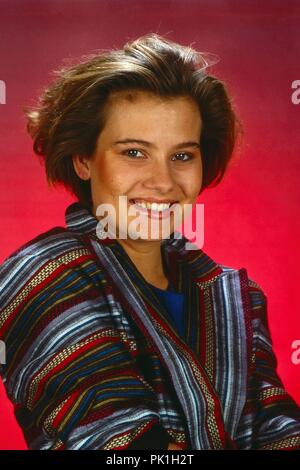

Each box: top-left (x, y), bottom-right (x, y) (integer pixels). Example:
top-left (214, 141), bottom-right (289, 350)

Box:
top-left (129, 199), bottom-right (179, 219)
top-left (129, 199), bottom-right (178, 211)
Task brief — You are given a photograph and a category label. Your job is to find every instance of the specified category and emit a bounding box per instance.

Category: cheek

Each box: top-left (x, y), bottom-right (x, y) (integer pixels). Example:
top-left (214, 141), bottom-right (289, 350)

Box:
top-left (182, 166), bottom-right (203, 195)
top-left (102, 159), bottom-right (134, 189)
top-left (193, 160), bottom-right (203, 191)
top-left (92, 161), bottom-right (118, 191)
top-left (97, 175), bottom-right (131, 204)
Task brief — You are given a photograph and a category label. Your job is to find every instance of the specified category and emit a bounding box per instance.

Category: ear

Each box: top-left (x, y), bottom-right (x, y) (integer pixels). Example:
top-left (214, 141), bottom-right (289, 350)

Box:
top-left (72, 154), bottom-right (91, 180)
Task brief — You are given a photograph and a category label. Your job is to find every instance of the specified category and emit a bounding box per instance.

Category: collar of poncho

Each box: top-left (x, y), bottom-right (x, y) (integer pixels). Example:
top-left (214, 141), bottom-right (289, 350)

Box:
top-left (65, 201), bottom-right (223, 292)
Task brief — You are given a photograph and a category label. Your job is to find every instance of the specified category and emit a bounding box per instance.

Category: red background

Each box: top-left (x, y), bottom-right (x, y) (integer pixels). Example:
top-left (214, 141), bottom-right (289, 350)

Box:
top-left (0, 0), bottom-right (299, 450)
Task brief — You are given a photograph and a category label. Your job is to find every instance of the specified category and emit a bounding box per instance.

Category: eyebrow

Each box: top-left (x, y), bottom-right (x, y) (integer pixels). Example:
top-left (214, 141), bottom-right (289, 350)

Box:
top-left (112, 139), bottom-right (201, 150)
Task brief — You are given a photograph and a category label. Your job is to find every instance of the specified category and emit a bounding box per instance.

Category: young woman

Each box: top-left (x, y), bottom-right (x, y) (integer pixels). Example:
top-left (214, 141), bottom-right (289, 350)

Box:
top-left (0, 33), bottom-right (300, 450)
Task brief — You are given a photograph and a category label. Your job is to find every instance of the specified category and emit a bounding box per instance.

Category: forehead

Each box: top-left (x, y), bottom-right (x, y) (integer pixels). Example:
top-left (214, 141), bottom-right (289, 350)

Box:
top-left (105, 89), bottom-right (198, 111)
top-left (102, 90), bottom-right (201, 131)
top-left (95, 91), bottom-right (202, 151)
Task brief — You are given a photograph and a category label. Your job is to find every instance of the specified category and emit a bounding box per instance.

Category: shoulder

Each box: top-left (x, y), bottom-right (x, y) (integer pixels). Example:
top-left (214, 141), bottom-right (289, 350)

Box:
top-left (184, 237), bottom-right (268, 315)
top-left (217, 261), bottom-right (268, 325)
top-left (1, 225), bottom-right (89, 265)
top-left (0, 228), bottom-right (107, 377)
top-left (218, 262), bottom-right (267, 300)
top-left (0, 226), bottom-right (96, 311)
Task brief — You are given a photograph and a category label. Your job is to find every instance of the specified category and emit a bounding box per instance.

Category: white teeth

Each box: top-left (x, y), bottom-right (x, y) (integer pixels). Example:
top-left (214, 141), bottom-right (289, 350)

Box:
top-left (132, 200), bottom-right (172, 211)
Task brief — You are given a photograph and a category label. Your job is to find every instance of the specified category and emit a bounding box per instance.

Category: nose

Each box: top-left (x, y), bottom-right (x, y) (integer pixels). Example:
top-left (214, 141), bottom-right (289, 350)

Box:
top-left (142, 159), bottom-right (174, 193)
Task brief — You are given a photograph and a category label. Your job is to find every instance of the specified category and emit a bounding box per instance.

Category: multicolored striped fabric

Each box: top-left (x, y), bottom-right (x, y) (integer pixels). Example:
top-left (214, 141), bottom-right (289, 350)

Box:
top-left (0, 200), bottom-right (300, 450)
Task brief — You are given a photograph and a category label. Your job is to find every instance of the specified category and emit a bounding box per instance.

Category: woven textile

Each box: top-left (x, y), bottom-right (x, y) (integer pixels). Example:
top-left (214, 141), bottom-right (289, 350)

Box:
top-left (0, 201), bottom-right (300, 450)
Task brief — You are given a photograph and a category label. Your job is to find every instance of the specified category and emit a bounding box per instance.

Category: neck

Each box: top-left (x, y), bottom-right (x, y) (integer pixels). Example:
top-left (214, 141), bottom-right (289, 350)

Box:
top-left (117, 238), bottom-right (169, 289)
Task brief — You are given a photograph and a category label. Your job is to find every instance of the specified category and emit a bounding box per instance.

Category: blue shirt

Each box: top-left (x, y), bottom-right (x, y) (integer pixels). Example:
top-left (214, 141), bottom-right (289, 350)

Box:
top-left (148, 281), bottom-right (185, 337)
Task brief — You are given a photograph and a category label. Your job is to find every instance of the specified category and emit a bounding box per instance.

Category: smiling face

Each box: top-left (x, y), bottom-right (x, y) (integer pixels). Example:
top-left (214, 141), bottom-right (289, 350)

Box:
top-left (72, 89), bottom-right (203, 243)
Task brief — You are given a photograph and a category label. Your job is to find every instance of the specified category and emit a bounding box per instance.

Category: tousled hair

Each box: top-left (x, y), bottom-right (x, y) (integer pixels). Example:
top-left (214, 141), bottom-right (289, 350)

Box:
top-left (24, 33), bottom-right (243, 210)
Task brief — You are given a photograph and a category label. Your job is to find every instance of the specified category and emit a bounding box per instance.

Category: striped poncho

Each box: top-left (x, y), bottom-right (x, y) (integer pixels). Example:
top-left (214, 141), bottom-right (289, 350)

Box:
top-left (0, 201), bottom-right (300, 450)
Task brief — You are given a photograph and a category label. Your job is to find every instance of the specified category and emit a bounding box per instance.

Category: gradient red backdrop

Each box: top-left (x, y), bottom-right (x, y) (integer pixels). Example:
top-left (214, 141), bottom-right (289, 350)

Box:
top-left (0, 0), bottom-right (299, 450)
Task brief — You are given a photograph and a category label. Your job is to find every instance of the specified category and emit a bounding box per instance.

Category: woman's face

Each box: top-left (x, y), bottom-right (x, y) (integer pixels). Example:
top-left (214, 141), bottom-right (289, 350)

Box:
top-left (73, 90), bottom-right (203, 242)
